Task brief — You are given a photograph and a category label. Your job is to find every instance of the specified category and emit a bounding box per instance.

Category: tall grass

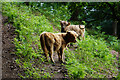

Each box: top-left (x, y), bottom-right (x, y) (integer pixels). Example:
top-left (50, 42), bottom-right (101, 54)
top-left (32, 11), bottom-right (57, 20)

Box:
top-left (2, 2), bottom-right (53, 78)
top-left (65, 35), bottom-right (118, 78)
top-left (2, 2), bottom-right (119, 78)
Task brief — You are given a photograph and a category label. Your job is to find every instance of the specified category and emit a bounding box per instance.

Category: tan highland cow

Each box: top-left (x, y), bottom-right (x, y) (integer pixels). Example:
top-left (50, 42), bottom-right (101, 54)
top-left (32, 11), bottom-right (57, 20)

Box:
top-left (60, 20), bottom-right (85, 40)
top-left (40, 31), bottom-right (78, 63)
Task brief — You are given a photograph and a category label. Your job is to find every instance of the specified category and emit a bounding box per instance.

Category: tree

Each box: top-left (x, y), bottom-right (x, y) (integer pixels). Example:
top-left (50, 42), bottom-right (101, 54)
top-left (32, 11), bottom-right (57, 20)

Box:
top-left (68, 2), bottom-right (120, 37)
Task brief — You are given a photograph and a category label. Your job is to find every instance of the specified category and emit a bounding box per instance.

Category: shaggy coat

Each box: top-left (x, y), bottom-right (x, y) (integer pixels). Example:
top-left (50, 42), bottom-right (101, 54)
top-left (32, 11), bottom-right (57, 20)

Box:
top-left (40, 31), bottom-right (78, 63)
top-left (60, 20), bottom-right (85, 40)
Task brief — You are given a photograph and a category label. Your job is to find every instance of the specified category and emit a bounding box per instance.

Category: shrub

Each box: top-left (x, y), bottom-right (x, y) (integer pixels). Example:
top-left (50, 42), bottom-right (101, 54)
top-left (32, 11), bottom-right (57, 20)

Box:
top-left (2, 2), bottom-right (53, 78)
top-left (65, 35), bottom-right (118, 78)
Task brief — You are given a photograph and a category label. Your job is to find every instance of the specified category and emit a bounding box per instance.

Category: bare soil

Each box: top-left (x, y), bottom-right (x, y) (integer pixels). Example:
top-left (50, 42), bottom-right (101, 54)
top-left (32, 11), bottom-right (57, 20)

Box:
top-left (1, 14), bottom-right (119, 79)
top-left (1, 15), bottom-right (68, 79)
top-left (2, 15), bottom-right (23, 78)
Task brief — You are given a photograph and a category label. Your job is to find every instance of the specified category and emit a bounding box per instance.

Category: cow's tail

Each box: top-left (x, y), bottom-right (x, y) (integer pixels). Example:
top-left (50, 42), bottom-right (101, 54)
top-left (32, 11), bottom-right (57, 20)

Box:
top-left (40, 33), bottom-right (47, 52)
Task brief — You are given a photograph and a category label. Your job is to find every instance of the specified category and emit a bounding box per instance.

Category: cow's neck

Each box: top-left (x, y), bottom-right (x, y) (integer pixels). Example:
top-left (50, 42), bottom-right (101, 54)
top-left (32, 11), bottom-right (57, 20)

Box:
top-left (63, 34), bottom-right (70, 44)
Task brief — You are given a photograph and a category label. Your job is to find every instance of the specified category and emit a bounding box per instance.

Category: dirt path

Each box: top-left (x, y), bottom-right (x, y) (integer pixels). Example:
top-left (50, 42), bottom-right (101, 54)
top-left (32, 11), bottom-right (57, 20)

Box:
top-left (44, 22), bottom-right (69, 78)
top-left (1, 15), bottom-right (68, 78)
top-left (2, 15), bottom-right (23, 78)
top-left (2, 14), bottom-right (119, 78)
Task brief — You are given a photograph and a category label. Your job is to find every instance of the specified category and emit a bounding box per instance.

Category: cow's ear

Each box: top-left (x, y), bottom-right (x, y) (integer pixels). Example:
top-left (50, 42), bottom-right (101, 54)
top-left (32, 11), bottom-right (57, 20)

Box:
top-left (67, 22), bottom-right (70, 26)
top-left (60, 20), bottom-right (62, 23)
top-left (60, 20), bottom-right (63, 26)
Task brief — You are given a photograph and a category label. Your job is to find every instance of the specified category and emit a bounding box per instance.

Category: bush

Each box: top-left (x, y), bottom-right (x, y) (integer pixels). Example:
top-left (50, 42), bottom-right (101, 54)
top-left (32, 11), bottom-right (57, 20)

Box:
top-left (33, 2), bottom-right (71, 30)
top-left (87, 27), bottom-right (120, 53)
top-left (2, 2), bottom-right (119, 78)
top-left (2, 2), bottom-right (53, 78)
top-left (65, 35), bottom-right (118, 78)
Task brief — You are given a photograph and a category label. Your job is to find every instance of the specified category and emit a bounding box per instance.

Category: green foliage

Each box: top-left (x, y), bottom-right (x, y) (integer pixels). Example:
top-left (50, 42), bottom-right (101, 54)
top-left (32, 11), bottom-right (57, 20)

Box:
top-left (106, 35), bottom-right (120, 52)
top-left (68, 2), bottom-right (120, 36)
top-left (30, 2), bottom-right (71, 30)
top-left (2, 2), bottom-right (119, 79)
top-left (87, 27), bottom-right (120, 53)
top-left (65, 35), bottom-right (118, 78)
top-left (2, 2), bottom-right (53, 78)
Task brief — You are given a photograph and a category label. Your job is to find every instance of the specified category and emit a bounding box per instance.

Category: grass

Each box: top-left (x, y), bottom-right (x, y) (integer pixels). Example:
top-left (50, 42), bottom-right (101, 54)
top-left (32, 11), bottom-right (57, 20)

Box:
top-left (65, 35), bottom-right (118, 78)
top-left (2, 2), bottom-right (119, 78)
top-left (2, 2), bottom-right (53, 78)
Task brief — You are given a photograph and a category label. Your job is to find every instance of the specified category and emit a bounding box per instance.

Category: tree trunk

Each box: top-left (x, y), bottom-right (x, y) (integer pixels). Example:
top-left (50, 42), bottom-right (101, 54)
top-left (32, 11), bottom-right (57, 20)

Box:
top-left (70, 8), bottom-right (79, 21)
top-left (113, 20), bottom-right (118, 36)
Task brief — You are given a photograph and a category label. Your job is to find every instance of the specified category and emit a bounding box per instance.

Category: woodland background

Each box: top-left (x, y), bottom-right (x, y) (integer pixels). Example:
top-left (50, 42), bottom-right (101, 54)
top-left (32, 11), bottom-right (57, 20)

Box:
top-left (2, 2), bottom-right (120, 79)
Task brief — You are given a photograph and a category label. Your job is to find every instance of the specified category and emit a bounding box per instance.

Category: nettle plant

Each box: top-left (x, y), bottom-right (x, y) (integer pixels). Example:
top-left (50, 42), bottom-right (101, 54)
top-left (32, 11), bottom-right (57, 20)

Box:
top-left (2, 2), bottom-right (53, 78)
top-left (65, 35), bottom-right (118, 78)
top-left (86, 26), bottom-right (120, 53)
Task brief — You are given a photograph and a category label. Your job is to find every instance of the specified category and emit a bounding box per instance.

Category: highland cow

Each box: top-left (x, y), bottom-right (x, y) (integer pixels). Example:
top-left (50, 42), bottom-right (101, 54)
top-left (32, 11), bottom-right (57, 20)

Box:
top-left (60, 20), bottom-right (85, 40)
top-left (40, 31), bottom-right (78, 63)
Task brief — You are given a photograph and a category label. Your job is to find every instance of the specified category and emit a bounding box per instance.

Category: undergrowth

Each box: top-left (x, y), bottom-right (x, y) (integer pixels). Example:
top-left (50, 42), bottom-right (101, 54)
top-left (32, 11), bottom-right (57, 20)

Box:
top-left (30, 2), bottom-right (71, 30)
top-left (87, 26), bottom-right (120, 53)
top-left (2, 2), bottom-right (119, 79)
top-left (65, 35), bottom-right (118, 78)
top-left (2, 2), bottom-right (53, 78)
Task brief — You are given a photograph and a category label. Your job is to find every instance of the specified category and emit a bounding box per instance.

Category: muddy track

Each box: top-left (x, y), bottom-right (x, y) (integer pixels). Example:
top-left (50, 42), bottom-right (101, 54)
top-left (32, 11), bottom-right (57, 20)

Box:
top-left (2, 15), bottom-right (23, 78)
top-left (1, 15), bottom-right (68, 78)
top-left (45, 22), bottom-right (69, 78)
top-left (2, 14), bottom-right (119, 79)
